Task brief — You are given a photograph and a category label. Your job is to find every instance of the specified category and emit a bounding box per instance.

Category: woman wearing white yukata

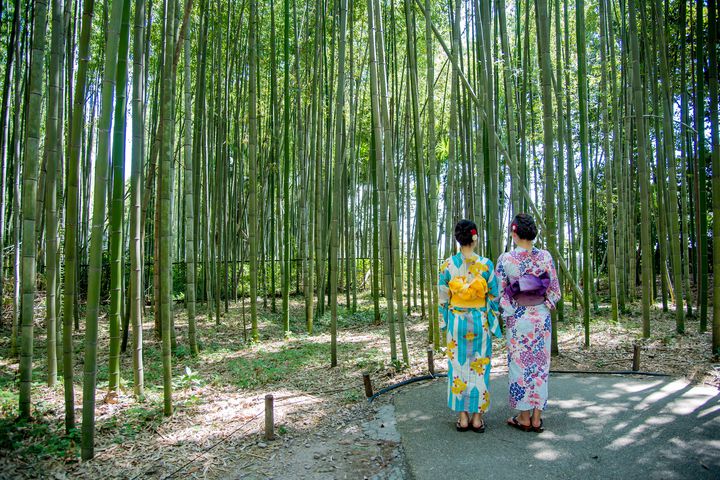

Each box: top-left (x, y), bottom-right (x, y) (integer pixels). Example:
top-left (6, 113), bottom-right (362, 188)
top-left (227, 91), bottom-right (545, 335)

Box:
top-left (495, 213), bottom-right (561, 433)
top-left (438, 220), bottom-right (502, 433)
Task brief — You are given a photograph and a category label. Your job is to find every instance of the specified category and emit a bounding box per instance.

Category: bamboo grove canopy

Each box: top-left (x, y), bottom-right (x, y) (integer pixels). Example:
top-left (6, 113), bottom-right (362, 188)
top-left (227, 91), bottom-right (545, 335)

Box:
top-left (0, 0), bottom-right (718, 460)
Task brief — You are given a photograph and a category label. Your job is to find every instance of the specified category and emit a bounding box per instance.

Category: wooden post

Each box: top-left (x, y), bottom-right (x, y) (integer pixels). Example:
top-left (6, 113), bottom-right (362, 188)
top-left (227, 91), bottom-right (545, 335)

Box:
top-left (264, 394), bottom-right (275, 440)
top-left (632, 344), bottom-right (641, 371)
top-left (363, 372), bottom-right (373, 398)
top-left (427, 347), bottom-right (435, 375)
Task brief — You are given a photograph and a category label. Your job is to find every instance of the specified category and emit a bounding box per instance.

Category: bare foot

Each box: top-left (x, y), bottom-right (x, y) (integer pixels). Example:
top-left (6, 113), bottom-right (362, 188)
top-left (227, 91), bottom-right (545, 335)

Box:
top-left (457, 411), bottom-right (470, 429)
top-left (531, 409), bottom-right (543, 430)
top-left (471, 413), bottom-right (484, 429)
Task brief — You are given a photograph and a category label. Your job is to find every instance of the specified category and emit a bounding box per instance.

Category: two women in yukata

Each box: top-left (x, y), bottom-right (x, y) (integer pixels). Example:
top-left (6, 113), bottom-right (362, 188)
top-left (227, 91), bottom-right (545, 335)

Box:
top-left (438, 213), bottom-right (560, 433)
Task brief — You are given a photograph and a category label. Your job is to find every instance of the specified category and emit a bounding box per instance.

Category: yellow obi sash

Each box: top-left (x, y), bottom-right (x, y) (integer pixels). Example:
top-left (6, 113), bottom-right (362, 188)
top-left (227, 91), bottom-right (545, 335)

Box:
top-left (448, 275), bottom-right (488, 309)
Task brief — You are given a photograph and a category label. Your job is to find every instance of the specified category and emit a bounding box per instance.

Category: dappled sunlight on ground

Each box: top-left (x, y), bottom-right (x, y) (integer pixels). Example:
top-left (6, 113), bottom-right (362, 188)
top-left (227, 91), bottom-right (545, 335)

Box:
top-left (395, 372), bottom-right (720, 479)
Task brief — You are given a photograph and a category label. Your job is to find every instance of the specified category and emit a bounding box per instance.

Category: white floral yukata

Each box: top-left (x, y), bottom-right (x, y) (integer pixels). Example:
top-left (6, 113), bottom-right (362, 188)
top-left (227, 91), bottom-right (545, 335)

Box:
top-left (495, 247), bottom-right (560, 411)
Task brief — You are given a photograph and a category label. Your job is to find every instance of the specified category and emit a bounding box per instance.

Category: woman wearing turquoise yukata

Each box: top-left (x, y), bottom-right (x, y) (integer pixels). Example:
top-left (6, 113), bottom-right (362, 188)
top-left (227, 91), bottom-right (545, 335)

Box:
top-left (438, 220), bottom-right (502, 433)
top-left (496, 213), bottom-right (560, 433)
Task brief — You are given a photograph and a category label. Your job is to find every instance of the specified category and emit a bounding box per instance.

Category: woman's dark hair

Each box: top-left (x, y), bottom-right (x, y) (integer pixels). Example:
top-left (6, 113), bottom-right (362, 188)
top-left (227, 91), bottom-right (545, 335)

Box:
top-left (511, 213), bottom-right (538, 240)
top-left (454, 219), bottom-right (478, 246)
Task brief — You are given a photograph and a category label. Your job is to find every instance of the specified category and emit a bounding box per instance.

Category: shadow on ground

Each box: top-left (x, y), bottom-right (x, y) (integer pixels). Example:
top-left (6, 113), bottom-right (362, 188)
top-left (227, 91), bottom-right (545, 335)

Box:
top-left (394, 374), bottom-right (720, 480)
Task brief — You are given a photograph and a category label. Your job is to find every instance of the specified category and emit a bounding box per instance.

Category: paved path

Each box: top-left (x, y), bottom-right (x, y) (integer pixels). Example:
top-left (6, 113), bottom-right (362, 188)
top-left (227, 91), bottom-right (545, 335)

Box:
top-left (394, 374), bottom-right (720, 480)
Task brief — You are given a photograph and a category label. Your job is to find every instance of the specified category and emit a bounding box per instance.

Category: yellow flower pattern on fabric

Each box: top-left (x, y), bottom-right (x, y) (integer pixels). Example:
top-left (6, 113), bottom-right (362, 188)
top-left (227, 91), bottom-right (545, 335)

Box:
top-left (470, 356), bottom-right (490, 375)
top-left (447, 339), bottom-right (457, 361)
top-left (464, 332), bottom-right (476, 341)
top-left (451, 377), bottom-right (467, 395)
top-left (469, 262), bottom-right (489, 276)
top-left (481, 391), bottom-right (490, 411)
top-left (439, 260), bottom-right (451, 273)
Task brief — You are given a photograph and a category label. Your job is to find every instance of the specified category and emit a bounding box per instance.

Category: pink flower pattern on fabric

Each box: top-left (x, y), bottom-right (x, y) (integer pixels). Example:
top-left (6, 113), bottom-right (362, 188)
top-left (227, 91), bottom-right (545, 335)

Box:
top-left (495, 247), bottom-right (560, 411)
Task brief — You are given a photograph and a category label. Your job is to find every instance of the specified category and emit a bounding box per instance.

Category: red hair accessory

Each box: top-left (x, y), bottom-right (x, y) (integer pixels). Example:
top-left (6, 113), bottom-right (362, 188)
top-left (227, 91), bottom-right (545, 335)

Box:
top-left (511, 223), bottom-right (517, 232)
top-left (470, 228), bottom-right (477, 235)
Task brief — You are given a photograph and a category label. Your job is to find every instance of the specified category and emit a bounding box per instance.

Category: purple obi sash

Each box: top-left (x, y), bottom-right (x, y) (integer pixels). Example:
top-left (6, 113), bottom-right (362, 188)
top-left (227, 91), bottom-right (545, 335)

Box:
top-left (504, 272), bottom-right (550, 307)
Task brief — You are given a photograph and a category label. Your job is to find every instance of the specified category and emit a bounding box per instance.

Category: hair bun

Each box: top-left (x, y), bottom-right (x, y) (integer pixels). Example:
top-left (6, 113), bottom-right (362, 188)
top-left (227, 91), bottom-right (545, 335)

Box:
top-left (454, 219), bottom-right (479, 246)
top-left (511, 213), bottom-right (538, 241)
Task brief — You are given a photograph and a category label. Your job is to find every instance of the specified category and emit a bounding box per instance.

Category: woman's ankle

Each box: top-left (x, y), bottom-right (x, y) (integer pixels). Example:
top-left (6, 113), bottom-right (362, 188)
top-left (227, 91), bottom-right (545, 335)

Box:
top-left (531, 409), bottom-right (542, 426)
top-left (458, 411), bottom-right (470, 425)
top-left (471, 413), bottom-right (483, 426)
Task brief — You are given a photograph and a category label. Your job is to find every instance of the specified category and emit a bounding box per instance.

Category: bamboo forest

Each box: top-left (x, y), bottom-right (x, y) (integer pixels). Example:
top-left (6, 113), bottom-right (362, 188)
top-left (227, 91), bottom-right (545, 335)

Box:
top-left (0, 0), bottom-right (719, 474)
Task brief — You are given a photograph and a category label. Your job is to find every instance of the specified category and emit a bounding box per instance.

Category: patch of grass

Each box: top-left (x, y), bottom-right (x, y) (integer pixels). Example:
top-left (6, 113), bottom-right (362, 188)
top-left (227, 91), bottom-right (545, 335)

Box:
top-left (106, 404), bottom-right (164, 443)
top-left (354, 347), bottom-right (385, 373)
top-left (226, 341), bottom-right (328, 388)
top-left (0, 413), bottom-right (79, 459)
top-left (342, 389), bottom-right (362, 403)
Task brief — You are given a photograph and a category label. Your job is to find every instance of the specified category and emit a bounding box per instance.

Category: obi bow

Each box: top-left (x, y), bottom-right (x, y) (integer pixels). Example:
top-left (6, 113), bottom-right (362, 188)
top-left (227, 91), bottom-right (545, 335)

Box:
top-left (504, 272), bottom-right (550, 306)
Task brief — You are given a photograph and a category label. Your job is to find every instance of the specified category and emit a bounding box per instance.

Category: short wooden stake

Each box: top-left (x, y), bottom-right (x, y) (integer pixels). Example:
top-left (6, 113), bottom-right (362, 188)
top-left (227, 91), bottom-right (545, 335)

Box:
top-left (427, 347), bottom-right (435, 375)
top-left (363, 373), bottom-right (374, 398)
top-left (264, 394), bottom-right (275, 440)
top-left (632, 344), bottom-right (641, 372)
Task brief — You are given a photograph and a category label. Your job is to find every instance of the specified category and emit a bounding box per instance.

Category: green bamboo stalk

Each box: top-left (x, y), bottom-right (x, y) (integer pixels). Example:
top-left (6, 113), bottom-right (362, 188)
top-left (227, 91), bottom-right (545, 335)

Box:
top-left (18, 0), bottom-right (49, 420)
top-left (184, 16), bottom-right (198, 356)
top-left (108, 0), bottom-right (131, 395)
top-left (81, 0), bottom-right (126, 457)
top-left (535, 0), bottom-right (559, 352)
top-left (653, 0), bottom-right (684, 331)
top-left (576, 0), bottom-right (592, 346)
top-left (282, 0), bottom-right (291, 335)
top-left (599, 0), bottom-right (619, 322)
top-left (44, 0), bottom-right (64, 388)
top-left (328, 0), bottom-right (348, 366)
top-left (367, 0), bottom-right (397, 362)
top-left (424, 0), bottom-right (439, 348)
top-left (708, 0), bottom-right (720, 355)
top-left (249, 0), bottom-right (259, 341)
top-left (695, 0), bottom-right (708, 332)
top-left (374, 0), bottom-right (409, 365)
top-left (629, 0), bottom-right (653, 338)
top-left (679, 0), bottom-right (693, 318)
top-left (129, 0), bottom-right (146, 398)
top-left (159, 0), bottom-right (176, 417)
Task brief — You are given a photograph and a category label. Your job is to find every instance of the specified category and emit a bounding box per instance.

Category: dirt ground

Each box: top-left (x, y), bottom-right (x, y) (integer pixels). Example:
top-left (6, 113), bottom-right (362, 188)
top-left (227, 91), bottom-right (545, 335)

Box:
top-left (0, 292), bottom-right (718, 479)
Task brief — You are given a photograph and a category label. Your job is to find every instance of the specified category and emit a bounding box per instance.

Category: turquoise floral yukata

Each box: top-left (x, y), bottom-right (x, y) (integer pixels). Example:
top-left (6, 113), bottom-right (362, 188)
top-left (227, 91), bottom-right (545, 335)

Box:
top-left (438, 252), bottom-right (502, 413)
top-left (496, 247), bottom-right (560, 411)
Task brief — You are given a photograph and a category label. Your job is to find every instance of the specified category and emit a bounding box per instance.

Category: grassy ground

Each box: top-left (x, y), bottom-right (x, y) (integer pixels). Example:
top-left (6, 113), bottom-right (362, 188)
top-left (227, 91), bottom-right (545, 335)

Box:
top-left (0, 289), bottom-right (717, 478)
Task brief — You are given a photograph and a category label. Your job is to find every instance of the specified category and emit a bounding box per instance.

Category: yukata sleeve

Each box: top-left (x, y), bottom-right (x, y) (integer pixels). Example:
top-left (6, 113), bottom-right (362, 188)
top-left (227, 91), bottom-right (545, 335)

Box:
top-left (544, 251), bottom-right (561, 310)
top-left (484, 259), bottom-right (503, 338)
top-left (438, 260), bottom-right (452, 330)
top-left (495, 254), bottom-right (516, 319)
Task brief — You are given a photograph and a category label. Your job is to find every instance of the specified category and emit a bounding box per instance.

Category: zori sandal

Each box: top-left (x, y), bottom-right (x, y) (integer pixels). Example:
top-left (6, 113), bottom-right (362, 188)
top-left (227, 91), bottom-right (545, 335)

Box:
top-left (507, 416), bottom-right (533, 432)
top-left (456, 419), bottom-right (471, 432)
top-left (471, 418), bottom-right (486, 433)
top-left (531, 418), bottom-right (544, 433)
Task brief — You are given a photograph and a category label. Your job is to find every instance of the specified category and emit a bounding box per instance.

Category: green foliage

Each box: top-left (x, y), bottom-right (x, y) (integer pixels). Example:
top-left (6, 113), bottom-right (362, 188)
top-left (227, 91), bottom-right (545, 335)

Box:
top-left (226, 341), bottom-right (327, 388)
top-left (0, 403), bottom-right (80, 459)
top-left (354, 347), bottom-right (385, 372)
top-left (175, 366), bottom-right (204, 389)
top-left (108, 405), bottom-right (164, 443)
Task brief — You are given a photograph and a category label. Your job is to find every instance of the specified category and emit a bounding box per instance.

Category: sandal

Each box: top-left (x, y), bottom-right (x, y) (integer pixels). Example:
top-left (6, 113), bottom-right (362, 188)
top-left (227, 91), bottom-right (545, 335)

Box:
top-left (456, 419), bottom-right (470, 432)
top-left (531, 418), bottom-right (544, 433)
top-left (471, 418), bottom-right (486, 433)
top-left (507, 415), bottom-right (532, 432)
